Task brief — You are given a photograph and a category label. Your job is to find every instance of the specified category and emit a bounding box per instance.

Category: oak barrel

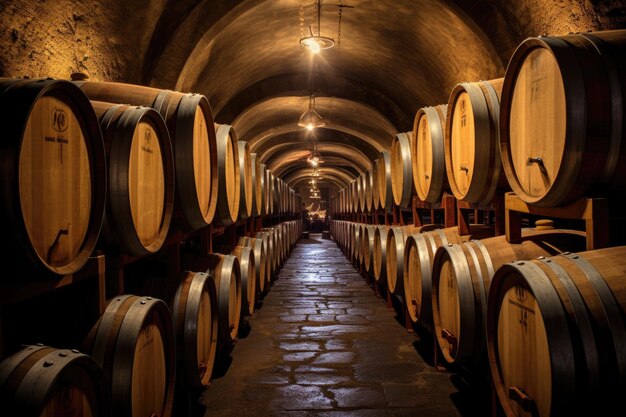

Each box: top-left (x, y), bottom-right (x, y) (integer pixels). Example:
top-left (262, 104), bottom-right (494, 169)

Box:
top-left (84, 295), bottom-right (175, 417)
top-left (487, 246), bottom-right (626, 417)
top-left (74, 80), bottom-right (218, 229)
top-left (231, 245), bottom-right (256, 316)
top-left (171, 270), bottom-right (218, 388)
top-left (499, 30), bottom-right (626, 206)
top-left (0, 78), bottom-right (106, 276)
top-left (207, 253), bottom-right (242, 348)
top-left (377, 150), bottom-right (394, 211)
top-left (255, 231), bottom-right (273, 287)
top-left (0, 344), bottom-right (111, 417)
top-left (373, 225), bottom-right (391, 284)
top-left (92, 102), bottom-right (174, 256)
top-left (432, 228), bottom-right (586, 367)
top-left (386, 225), bottom-right (442, 295)
top-left (445, 78), bottom-right (506, 204)
top-left (391, 132), bottom-right (415, 208)
top-left (214, 124), bottom-right (241, 226)
top-left (251, 154), bottom-right (266, 216)
top-left (236, 141), bottom-right (253, 220)
top-left (238, 236), bottom-right (267, 294)
top-left (364, 169), bottom-right (374, 212)
top-left (403, 225), bottom-right (494, 326)
top-left (412, 104), bottom-right (448, 203)
top-left (361, 225), bottom-right (378, 274)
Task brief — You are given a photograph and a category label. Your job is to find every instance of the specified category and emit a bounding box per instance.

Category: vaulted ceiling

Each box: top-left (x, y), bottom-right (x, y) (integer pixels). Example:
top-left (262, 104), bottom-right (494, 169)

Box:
top-left (1, 0), bottom-right (623, 193)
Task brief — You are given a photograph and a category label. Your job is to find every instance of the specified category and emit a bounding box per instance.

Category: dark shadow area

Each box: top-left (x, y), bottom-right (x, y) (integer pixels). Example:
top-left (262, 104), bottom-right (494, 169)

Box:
top-left (212, 349), bottom-right (234, 379)
top-left (298, 235), bottom-right (324, 244)
top-left (237, 319), bottom-right (252, 339)
top-left (449, 372), bottom-right (495, 417)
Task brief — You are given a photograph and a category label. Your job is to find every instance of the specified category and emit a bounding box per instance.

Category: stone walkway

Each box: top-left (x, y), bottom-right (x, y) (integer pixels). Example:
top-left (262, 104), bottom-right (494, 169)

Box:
top-left (201, 234), bottom-right (485, 416)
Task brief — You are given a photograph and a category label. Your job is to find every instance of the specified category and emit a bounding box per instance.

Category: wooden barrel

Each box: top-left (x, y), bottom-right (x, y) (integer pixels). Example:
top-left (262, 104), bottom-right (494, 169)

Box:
top-left (84, 295), bottom-right (175, 417)
top-left (432, 228), bottom-right (586, 367)
top-left (371, 162), bottom-right (380, 211)
top-left (238, 236), bottom-right (267, 294)
top-left (358, 175), bottom-right (366, 213)
top-left (236, 141), bottom-right (253, 220)
top-left (252, 155), bottom-right (265, 216)
top-left (214, 124), bottom-right (241, 225)
top-left (373, 225), bottom-right (391, 284)
top-left (255, 232), bottom-right (273, 288)
top-left (0, 78), bottom-right (106, 276)
top-left (272, 176), bottom-right (281, 215)
top-left (499, 30), bottom-right (626, 207)
top-left (391, 132), bottom-right (415, 208)
top-left (351, 223), bottom-right (362, 264)
top-left (74, 80), bottom-right (218, 229)
top-left (386, 225), bottom-right (442, 295)
top-left (0, 344), bottom-right (111, 417)
top-left (363, 170), bottom-right (373, 212)
top-left (402, 225), bottom-right (494, 326)
top-left (207, 253), bottom-right (242, 348)
top-left (445, 78), bottom-right (506, 204)
top-left (262, 227), bottom-right (279, 274)
top-left (171, 270), bottom-right (218, 388)
top-left (92, 102), bottom-right (174, 256)
top-left (487, 245), bottom-right (626, 417)
top-left (377, 150), bottom-right (393, 211)
top-left (361, 225), bottom-right (378, 274)
top-left (231, 246), bottom-right (256, 316)
top-left (259, 163), bottom-right (269, 215)
top-left (412, 104), bottom-right (448, 203)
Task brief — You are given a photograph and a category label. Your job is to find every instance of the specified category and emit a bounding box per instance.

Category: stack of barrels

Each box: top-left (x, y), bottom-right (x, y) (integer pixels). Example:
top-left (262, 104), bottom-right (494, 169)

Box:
top-left (331, 29), bottom-right (626, 417)
top-left (0, 76), bottom-right (303, 417)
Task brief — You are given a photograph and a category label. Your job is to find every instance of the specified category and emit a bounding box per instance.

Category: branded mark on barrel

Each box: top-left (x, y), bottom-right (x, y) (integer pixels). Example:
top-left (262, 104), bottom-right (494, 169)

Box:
top-left (142, 129), bottom-right (154, 154)
top-left (52, 108), bottom-right (68, 132)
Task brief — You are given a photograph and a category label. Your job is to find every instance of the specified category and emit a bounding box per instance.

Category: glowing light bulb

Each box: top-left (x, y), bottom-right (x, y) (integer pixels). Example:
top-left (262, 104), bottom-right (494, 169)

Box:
top-left (306, 123), bottom-right (314, 131)
top-left (309, 41), bottom-right (321, 54)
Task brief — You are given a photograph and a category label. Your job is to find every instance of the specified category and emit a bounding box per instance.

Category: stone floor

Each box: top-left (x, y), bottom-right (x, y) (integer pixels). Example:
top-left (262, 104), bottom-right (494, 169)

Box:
top-left (200, 234), bottom-right (490, 417)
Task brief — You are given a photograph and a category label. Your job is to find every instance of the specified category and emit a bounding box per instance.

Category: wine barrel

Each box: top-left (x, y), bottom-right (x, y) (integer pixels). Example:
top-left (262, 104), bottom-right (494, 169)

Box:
top-left (412, 105), bottom-right (448, 203)
top-left (377, 150), bottom-right (393, 211)
top-left (373, 225), bottom-right (391, 284)
top-left (84, 295), bottom-right (175, 417)
top-left (364, 169), bottom-right (374, 212)
top-left (259, 163), bottom-right (269, 215)
top-left (445, 78), bottom-right (506, 204)
top-left (361, 225), bottom-right (377, 274)
top-left (207, 253), bottom-right (242, 348)
top-left (252, 155), bottom-right (265, 216)
top-left (214, 124), bottom-right (241, 225)
top-left (0, 78), bottom-right (106, 276)
top-left (371, 162), bottom-right (380, 211)
top-left (432, 228), bottom-right (586, 367)
top-left (236, 141), bottom-right (253, 220)
top-left (487, 246), bottom-right (626, 417)
top-left (74, 79), bottom-right (218, 229)
top-left (386, 225), bottom-right (442, 295)
top-left (499, 30), bottom-right (626, 207)
top-left (0, 344), bottom-right (111, 417)
top-left (171, 270), bottom-right (218, 388)
top-left (391, 132), bottom-right (415, 208)
top-left (238, 236), bottom-right (267, 294)
top-left (403, 225), bottom-right (495, 326)
top-left (255, 232), bottom-right (273, 288)
top-left (358, 174), bottom-right (366, 213)
top-left (231, 246), bottom-right (256, 316)
top-left (92, 102), bottom-right (174, 256)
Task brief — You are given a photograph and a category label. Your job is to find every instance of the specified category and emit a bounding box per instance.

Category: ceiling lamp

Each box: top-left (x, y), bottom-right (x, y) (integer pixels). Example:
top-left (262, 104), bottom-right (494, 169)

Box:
top-left (298, 95), bottom-right (325, 130)
top-left (300, 0), bottom-right (335, 54)
top-left (307, 143), bottom-right (324, 166)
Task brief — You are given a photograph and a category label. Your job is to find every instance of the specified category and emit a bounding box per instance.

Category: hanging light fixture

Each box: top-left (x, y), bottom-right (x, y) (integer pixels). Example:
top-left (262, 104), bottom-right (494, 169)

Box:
top-left (300, 0), bottom-right (335, 54)
top-left (298, 94), bottom-right (325, 130)
top-left (307, 142), bottom-right (324, 166)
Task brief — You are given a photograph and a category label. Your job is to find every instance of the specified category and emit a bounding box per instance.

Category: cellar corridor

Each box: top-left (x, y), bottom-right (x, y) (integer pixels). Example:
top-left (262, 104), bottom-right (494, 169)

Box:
top-left (201, 234), bottom-right (485, 417)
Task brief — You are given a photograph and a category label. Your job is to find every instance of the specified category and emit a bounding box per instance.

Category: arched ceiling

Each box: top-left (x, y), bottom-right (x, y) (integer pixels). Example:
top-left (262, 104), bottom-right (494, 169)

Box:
top-left (2, 0), bottom-right (623, 195)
